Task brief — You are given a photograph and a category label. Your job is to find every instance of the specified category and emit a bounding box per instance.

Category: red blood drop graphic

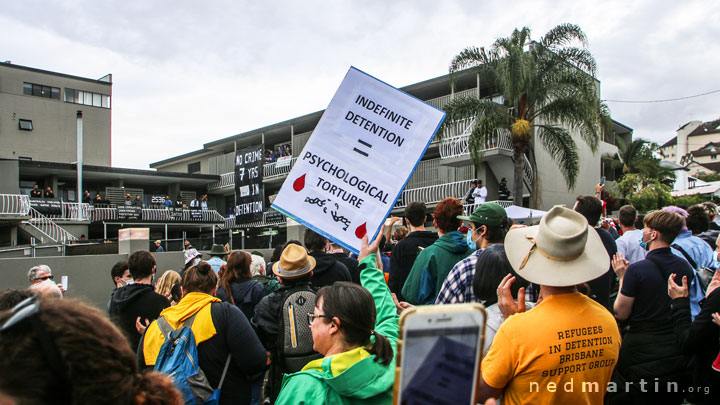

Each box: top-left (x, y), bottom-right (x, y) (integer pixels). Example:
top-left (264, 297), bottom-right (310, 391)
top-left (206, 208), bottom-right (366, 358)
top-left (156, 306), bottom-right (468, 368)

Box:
top-left (293, 174), bottom-right (306, 191)
top-left (355, 222), bottom-right (367, 239)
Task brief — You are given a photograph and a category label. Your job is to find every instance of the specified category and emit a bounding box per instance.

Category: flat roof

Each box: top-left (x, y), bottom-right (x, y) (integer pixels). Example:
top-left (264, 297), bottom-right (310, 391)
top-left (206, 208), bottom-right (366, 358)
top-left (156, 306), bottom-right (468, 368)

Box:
top-left (0, 62), bottom-right (112, 85)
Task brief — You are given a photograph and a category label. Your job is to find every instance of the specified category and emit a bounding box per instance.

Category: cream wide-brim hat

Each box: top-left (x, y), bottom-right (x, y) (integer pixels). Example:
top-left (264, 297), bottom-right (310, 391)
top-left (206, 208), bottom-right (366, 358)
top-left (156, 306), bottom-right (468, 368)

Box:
top-left (504, 205), bottom-right (609, 287)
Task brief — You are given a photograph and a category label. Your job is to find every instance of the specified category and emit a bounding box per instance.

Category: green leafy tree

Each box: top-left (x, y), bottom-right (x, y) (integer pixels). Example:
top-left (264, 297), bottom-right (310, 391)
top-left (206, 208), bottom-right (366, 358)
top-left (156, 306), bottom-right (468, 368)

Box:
top-left (615, 173), bottom-right (672, 212)
top-left (443, 24), bottom-right (611, 207)
top-left (602, 137), bottom-right (674, 181)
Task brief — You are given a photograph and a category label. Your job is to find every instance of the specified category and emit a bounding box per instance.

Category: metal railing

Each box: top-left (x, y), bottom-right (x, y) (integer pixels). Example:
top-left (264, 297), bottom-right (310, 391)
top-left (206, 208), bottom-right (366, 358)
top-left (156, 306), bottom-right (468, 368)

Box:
top-left (223, 210), bottom-right (288, 229)
top-left (395, 179), bottom-right (475, 209)
top-left (207, 157), bottom-right (298, 192)
top-left (207, 172), bottom-right (235, 191)
top-left (264, 157), bottom-right (297, 180)
top-left (426, 88), bottom-right (479, 110)
top-left (61, 202), bottom-right (92, 221)
top-left (182, 209), bottom-right (225, 222)
top-left (0, 194), bottom-right (31, 216)
top-left (440, 127), bottom-right (513, 159)
top-left (91, 207), bottom-right (117, 222)
top-left (463, 200), bottom-right (513, 216)
top-left (27, 207), bottom-right (76, 244)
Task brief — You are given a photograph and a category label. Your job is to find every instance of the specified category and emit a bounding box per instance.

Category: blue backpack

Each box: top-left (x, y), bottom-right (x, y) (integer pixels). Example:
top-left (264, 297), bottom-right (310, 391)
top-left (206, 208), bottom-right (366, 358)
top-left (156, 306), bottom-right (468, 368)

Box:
top-left (154, 313), bottom-right (231, 405)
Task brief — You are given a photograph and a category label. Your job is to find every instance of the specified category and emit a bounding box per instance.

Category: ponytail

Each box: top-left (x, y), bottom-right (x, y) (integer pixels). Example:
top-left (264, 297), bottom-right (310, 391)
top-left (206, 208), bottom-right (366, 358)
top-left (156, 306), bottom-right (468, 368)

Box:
top-left (368, 330), bottom-right (393, 366)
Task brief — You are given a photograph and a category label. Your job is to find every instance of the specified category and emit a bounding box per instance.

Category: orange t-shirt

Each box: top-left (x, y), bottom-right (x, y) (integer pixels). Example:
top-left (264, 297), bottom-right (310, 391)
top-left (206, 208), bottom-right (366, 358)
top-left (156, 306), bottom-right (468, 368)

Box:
top-left (481, 292), bottom-right (621, 404)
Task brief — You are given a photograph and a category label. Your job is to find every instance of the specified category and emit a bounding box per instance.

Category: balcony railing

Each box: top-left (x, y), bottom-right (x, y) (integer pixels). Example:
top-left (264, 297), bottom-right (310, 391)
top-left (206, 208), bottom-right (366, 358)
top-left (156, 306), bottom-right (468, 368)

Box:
top-left (207, 172), bottom-right (234, 192)
top-left (28, 207), bottom-right (76, 243)
top-left (463, 200), bottom-right (513, 216)
top-left (61, 202), bottom-right (92, 221)
top-left (207, 157), bottom-right (298, 192)
top-left (440, 127), bottom-right (513, 159)
top-left (425, 88), bottom-right (479, 110)
top-left (264, 157), bottom-right (297, 180)
top-left (395, 179), bottom-right (475, 209)
top-left (89, 207), bottom-right (224, 223)
top-left (0, 194), bottom-right (31, 216)
top-left (223, 210), bottom-right (288, 229)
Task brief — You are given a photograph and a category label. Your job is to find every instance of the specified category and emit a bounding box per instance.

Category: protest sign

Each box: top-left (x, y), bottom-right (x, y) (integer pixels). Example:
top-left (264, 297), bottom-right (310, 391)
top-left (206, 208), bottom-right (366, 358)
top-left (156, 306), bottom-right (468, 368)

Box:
top-left (272, 67), bottom-right (445, 253)
top-left (235, 145), bottom-right (265, 223)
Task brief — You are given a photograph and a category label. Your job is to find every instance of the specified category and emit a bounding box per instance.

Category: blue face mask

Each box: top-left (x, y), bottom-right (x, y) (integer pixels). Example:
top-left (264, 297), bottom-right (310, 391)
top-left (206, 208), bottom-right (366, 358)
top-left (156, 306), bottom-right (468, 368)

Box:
top-left (466, 231), bottom-right (474, 246)
top-left (638, 237), bottom-right (648, 251)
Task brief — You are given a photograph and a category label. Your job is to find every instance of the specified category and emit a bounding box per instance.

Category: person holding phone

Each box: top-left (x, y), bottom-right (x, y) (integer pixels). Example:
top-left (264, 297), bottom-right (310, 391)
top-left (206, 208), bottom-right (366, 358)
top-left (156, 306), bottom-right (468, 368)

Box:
top-left (477, 206), bottom-right (621, 404)
top-left (275, 227), bottom-right (397, 405)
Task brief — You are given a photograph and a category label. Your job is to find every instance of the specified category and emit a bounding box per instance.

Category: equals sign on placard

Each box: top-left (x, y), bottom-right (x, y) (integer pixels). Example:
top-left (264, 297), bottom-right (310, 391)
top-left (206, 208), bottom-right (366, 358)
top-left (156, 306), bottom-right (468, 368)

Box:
top-left (353, 139), bottom-right (372, 157)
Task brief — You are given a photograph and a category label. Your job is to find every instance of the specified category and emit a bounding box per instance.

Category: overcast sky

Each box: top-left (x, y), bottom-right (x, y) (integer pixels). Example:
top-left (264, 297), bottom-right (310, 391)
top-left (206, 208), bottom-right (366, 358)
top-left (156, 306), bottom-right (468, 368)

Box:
top-left (2, 0), bottom-right (719, 169)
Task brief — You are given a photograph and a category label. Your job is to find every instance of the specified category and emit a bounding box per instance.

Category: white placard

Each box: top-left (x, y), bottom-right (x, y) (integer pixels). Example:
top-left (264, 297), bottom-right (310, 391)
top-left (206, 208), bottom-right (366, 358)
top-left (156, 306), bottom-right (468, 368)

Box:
top-left (272, 67), bottom-right (445, 253)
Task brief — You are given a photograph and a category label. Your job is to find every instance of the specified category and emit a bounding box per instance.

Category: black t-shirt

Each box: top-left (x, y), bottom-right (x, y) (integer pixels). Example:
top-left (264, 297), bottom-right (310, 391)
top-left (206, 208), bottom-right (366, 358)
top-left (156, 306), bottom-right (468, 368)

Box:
top-left (621, 247), bottom-right (694, 322)
top-left (586, 227), bottom-right (617, 309)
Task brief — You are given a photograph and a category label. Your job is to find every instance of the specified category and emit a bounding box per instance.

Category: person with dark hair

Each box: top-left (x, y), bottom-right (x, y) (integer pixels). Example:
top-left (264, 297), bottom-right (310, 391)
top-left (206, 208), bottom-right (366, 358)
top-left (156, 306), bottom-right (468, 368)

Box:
top-left (388, 201), bottom-right (438, 300)
top-left (327, 242), bottom-right (361, 284)
top-left (107, 260), bottom-right (132, 311)
top-left (664, 205), bottom-right (719, 319)
top-left (108, 250), bottom-right (170, 351)
top-left (304, 229), bottom-right (351, 288)
top-left (610, 210), bottom-right (695, 403)
top-left (574, 194), bottom-right (617, 309)
top-left (30, 183), bottom-right (42, 198)
top-left (436, 203), bottom-right (511, 304)
top-left (0, 289), bottom-right (33, 311)
top-left (216, 250), bottom-right (266, 321)
top-left (402, 198), bottom-right (473, 305)
top-left (615, 205), bottom-right (646, 265)
top-left (498, 177), bottom-right (511, 200)
top-left (275, 228), bottom-right (397, 404)
top-left (0, 297), bottom-right (182, 405)
top-left (472, 180), bottom-right (488, 204)
top-left (139, 262), bottom-right (267, 404)
top-left (686, 204), bottom-right (710, 235)
top-left (471, 244), bottom-right (530, 352)
top-left (668, 267), bottom-right (720, 403)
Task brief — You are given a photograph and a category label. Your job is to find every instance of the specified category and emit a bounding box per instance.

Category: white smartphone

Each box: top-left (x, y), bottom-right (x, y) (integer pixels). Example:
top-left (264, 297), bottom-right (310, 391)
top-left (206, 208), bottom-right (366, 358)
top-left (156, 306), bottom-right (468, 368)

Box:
top-left (61, 276), bottom-right (68, 291)
top-left (394, 304), bottom-right (486, 405)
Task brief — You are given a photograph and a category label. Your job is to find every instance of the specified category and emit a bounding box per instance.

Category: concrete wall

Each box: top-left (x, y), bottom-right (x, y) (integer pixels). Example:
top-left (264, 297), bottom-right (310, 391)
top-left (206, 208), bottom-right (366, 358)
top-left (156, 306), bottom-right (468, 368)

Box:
top-left (0, 64), bottom-right (111, 166)
top-left (0, 251), bottom-right (184, 310)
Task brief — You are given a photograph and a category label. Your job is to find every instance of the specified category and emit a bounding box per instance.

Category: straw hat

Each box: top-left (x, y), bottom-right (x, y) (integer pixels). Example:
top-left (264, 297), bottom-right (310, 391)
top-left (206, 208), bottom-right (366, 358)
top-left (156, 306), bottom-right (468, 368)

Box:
top-left (272, 244), bottom-right (316, 279)
top-left (504, 206), bottom-right (609, 287)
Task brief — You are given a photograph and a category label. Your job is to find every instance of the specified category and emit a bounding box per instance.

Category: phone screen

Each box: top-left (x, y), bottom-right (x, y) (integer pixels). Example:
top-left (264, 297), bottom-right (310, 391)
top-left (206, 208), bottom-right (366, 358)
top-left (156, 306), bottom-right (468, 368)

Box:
top-left (399, 324), bottom-right (481, 405)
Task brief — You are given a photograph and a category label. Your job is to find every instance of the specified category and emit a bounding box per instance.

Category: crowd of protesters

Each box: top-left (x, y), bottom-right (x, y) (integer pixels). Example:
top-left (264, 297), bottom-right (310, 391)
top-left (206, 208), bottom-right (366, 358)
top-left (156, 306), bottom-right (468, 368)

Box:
top-left (2, 187), bottom-right (720, 404)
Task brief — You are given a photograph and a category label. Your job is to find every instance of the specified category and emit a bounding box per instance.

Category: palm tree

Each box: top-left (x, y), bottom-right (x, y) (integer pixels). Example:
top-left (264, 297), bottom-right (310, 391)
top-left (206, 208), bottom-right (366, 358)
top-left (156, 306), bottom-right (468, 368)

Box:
top-left (602, 137), bottom-right (675, 181)
top-left (443, 24), bottom-right (611, 207)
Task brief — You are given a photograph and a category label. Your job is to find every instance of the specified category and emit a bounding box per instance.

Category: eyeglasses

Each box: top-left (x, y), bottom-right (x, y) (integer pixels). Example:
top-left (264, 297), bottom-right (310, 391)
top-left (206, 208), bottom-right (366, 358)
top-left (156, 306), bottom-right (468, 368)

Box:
top-left (34, 275), bottom-right (54, 282)
top-left (307, 313), bottom-right (332, 324)
top-left (0, 295), bottom-right (73, 401)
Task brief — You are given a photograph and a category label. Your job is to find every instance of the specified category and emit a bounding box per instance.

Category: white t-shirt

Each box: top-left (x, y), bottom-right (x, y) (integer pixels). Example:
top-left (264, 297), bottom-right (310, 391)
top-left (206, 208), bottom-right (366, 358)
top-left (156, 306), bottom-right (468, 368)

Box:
top-left (615, 229), bottom-right (647, 264)
top-left (473, 186), bottom-right (487, 204)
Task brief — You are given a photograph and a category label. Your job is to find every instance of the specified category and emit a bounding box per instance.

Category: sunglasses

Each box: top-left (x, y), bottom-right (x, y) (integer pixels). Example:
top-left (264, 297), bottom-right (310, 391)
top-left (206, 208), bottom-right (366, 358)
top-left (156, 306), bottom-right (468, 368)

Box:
top-left (0, 295), bottom-right (73, 401)
top-left (34, 275), bottom-right (54, 282)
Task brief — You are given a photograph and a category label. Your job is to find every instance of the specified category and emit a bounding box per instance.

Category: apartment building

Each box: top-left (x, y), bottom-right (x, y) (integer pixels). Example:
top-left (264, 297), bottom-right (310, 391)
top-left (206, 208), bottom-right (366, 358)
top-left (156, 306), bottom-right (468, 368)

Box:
top-left (151, 69), bottom-right (630, 244)
top-left (660, 118), bottom-right (720, 176)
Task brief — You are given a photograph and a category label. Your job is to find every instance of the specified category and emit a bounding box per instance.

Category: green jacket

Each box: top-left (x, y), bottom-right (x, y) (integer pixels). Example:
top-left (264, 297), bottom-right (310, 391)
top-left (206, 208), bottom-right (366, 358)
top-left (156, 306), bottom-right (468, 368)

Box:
top-left (275, 254), bottom-right (398, 405)
top-left (401, 230), bottom-right (473, 305)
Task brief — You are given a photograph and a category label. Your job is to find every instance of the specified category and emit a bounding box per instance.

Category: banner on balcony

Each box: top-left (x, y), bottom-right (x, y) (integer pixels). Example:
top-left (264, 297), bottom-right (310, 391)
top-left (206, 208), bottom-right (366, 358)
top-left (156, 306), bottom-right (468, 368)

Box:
top-left (271, 67), bottom-right (445, 254)
top-left (235, 144), bottom-right (265, 224)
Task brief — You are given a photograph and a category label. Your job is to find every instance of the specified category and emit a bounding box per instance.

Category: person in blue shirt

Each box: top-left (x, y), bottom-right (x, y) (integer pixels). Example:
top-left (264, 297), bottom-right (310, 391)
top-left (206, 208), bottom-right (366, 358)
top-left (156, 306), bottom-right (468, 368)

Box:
top-left (205, 244), bottom-right (228, 274)
top-left (664, 206), bottom-right (719, 319)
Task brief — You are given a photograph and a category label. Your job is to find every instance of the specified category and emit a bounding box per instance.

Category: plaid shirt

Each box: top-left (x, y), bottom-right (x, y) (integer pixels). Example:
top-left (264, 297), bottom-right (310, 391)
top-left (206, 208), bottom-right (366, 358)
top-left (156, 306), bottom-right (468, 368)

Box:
top-left (435, 248), bottom-right (537, 305)
top-left (435, 250), bottom-right (482, 304)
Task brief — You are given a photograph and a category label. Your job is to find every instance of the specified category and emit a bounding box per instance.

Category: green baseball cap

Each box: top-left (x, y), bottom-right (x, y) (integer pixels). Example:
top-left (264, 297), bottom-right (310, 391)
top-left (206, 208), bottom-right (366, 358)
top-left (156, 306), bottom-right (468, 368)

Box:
top-left (457, 202), bottom-right (507, 227)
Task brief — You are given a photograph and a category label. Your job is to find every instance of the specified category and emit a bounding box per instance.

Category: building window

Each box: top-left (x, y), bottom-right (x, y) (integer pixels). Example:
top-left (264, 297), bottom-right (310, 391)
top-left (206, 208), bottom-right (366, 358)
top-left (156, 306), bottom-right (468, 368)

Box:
top-left (188, 162), bottom-right (201, 174)
top-left (713, 154), bottom-right (718, 160)
top-left (23, 82), bottom-right (60, 99)
top-left (64, 88), bottom-right (111, 109)
top-left (18, 119), bottom-right (33, 131)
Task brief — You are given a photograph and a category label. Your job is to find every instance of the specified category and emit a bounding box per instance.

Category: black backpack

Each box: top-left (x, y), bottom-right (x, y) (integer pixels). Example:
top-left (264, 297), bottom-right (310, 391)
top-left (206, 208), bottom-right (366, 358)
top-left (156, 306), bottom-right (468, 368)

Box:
top-left (276, 284), bottom-right (322, 373)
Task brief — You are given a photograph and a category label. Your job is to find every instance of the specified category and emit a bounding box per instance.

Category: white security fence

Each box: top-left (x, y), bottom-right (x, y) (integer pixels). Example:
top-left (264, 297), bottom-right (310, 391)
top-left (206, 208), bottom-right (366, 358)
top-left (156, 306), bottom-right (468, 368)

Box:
top-left (0, 194), bottom-right (31, 216)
